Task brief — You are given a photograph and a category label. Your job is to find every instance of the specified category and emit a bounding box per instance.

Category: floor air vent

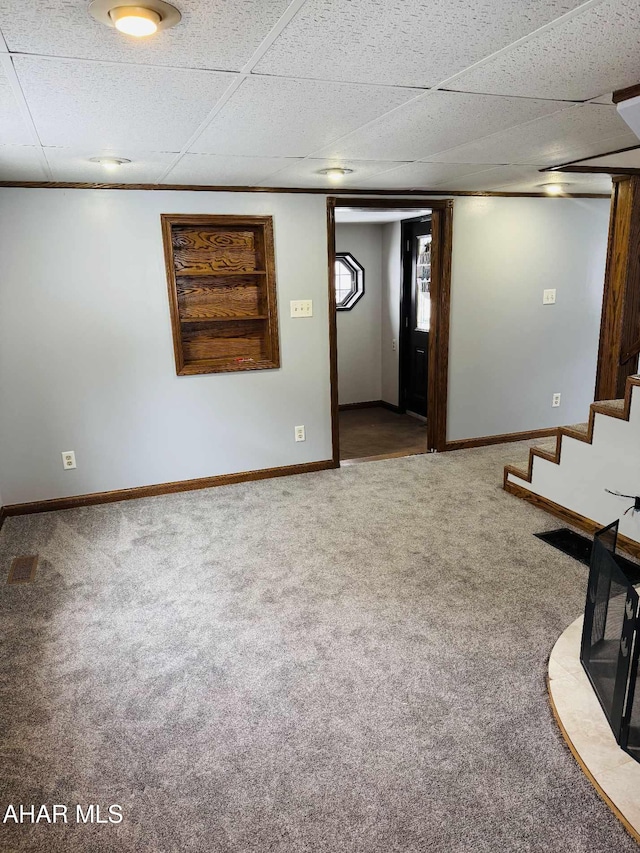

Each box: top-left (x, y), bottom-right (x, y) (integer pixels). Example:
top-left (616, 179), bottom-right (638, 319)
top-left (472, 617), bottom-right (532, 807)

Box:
top-left (7, 555), bottom-right (38, 584)
top-left (535, 528), bottom-right (640, 584)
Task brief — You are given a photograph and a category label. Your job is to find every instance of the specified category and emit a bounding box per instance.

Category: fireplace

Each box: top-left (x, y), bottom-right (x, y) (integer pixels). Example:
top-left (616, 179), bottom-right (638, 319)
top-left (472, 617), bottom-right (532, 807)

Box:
top-left (581, 520), bottom-right (640, 763)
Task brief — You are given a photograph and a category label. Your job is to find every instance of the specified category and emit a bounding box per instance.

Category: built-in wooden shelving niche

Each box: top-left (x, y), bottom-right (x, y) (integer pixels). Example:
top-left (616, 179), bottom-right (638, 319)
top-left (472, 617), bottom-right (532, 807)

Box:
top-left (161, 214), bottom-right (280, 375)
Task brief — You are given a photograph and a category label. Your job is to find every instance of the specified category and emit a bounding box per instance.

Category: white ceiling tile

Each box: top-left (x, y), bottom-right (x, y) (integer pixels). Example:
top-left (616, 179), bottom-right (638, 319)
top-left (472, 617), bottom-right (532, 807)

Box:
top-left (452, 0), bottom-right (640, 101)
top-left (256, 159), bottom-right (408, 188)
top-left (191, 76), bottom-right (421, 158)
top-left (423, 105), bottom-right (637, 167)
top-left (0, 63), bottom-right (34, 145)
top-left (164, 153), bottom-right (303, 185)
top-left (0, 0), bottom-right (292, 71)
top-left (44, 148), bottom-right (178, 182)
top-left (489, 172), bottom-right (613, 194)
top-left (0, 145), bottom-right (48, 180)
top-left (255, 0), bottom-right (585, 87)
top-left (13, 56), bottom-right (235, 151)
top-left (313, 90), bottom-right (568, 162)
top-left (350, 161), bottom-right (497, 189)
top-left (577, 147), bottom-right (640, 168)
top-left (426, 165), bottom-right (541, 191)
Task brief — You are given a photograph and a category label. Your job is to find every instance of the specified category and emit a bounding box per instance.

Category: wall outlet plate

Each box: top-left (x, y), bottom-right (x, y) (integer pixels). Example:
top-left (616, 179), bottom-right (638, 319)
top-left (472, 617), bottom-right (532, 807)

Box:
top-left (552, 393), bottom-right (561, 408)
top-left (543, 289), bottom-right (557, 305)
top-left (62, 450), bottom-right (76, 470)
top-left (294, 425), bottom-right (306, 442)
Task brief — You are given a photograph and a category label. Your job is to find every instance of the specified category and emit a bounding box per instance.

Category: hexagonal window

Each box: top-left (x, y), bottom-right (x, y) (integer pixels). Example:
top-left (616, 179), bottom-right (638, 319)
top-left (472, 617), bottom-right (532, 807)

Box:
top-left (335, 252), bottom-right (365, 310)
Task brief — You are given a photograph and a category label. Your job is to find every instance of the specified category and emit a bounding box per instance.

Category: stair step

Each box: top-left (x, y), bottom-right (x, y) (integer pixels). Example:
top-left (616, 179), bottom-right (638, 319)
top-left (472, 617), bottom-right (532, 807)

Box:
top-left (561, 421), bottom-right (590, 440)
top-left (532, 437), bottom-right (558, 455)
top-left (593, 398), bottom-right (625, 415)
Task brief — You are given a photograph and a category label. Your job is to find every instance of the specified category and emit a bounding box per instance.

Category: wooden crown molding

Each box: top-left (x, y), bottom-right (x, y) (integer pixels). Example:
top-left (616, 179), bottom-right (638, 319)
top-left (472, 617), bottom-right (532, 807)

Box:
top-left (612, 82), bottom-right (640, 104)
top-left (0, 181), bottom-right (610, 198)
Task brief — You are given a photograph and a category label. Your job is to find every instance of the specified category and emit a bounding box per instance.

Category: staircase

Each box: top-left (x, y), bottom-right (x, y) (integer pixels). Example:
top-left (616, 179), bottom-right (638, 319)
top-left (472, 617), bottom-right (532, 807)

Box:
top-left (504, 375), bottom-right (640, 559)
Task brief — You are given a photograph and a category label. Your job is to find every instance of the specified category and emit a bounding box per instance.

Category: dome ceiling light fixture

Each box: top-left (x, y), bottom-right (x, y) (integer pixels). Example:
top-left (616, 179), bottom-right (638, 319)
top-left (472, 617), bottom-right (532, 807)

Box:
top-left (542, 183), bottom-right (569, 195)
top-left (90, 156), bottom-right (132, 170)
top-left (89, 1), bottom-right (182, 37)
top-left (319, 167), bottom-right (355, 183)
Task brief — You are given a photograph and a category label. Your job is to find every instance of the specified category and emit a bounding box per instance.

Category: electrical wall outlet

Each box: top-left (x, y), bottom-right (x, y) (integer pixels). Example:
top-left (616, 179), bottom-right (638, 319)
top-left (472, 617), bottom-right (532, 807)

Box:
top-left (543, 289), bottom-right (557, 305)
top-left (392, 339), bottom-right (397, 351)
top-left (62, 450), bottom-right (76, 470)
top-left (552, 393), bottom-right (561, 408)
top-left (295, 425), bottom-right (306, 442)
top-left (290, 300), bottom-right (313, 318)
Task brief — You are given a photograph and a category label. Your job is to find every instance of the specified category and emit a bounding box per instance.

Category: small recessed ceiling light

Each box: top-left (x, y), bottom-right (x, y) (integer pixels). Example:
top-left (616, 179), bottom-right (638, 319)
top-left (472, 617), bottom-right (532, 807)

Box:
top-left (319, 167), bottom-right (354, 183)
top-left (90, 156), bottom-right (132, 171)
top-left (539, 180), bottom-right (570, 195)
top-left (89, 1), bottom-right (181, 37)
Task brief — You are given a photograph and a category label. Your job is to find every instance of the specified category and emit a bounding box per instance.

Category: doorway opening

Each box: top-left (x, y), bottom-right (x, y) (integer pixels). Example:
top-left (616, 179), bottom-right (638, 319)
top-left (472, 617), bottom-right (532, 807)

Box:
top-left (327, 198), bottom-right (453, 466)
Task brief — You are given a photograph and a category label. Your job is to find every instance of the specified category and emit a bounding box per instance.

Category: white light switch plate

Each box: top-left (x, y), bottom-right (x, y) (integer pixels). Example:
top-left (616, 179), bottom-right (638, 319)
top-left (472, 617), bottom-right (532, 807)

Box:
top-left (290, 300), bottom-right (313, 317)
top-left (543, 289), bottom-right (556, 305)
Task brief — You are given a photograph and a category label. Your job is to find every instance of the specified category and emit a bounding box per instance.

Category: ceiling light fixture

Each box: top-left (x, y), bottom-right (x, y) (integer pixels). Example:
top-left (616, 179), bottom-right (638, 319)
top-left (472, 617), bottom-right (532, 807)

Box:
top-left (541, 182), bottom-right (568, 195)
top-left (319, 167), bottom-right (354, 183)
top-left (90, 156), bottom-right (132, 171)
top-left (89, 1), bottom-right (182, 37)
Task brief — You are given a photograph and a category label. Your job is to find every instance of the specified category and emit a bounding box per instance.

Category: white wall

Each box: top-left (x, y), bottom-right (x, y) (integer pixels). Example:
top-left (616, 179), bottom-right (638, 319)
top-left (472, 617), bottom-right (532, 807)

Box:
top-left (381, 221), bottom-right (402, 407)
top-left (507, 384), bottom-right (640, 544)
top-left (335, 223), bottom-right (382, 405)
top-left (447, 196), bottom-right (610, 441)
top-left (0, 189), bottom-right (332, 505)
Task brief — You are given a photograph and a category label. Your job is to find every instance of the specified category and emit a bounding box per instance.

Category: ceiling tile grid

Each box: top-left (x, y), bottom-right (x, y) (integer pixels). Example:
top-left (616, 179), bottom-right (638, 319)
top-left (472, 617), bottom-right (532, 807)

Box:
top-left (421, 103), bottom-right (638, 167)
top-left (451, 0), bottom-right (640, 101)
top-left (0, 145), bottom-right (48, 180)
top-left (0, 0), bottom-right (292, 71)
top-left (347, 161), bottom-right (499, 189)
top-left (44, 147), bottom-right (178, 183)
top-left (13, 56), bottom-right (236, 150)
top-left (256, 158), bottom-right (410, 187)
top-left (0, 0), bottom-right (635, 190)
top-left (164, 153), bottom-right (304, 185)
top-left (0, 64), bottom-right (35, 145)
top-left (189, 75), bottom-right (422, 158)
top-left (311, 90), bottom-right (572, 162)
top-left (253, 0), bottom-right (587, 88)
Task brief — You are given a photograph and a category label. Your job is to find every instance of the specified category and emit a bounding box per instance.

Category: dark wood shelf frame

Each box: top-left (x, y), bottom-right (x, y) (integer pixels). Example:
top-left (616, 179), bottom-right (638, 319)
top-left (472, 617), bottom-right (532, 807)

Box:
top-left (161, 214), bottom-right (280, 375)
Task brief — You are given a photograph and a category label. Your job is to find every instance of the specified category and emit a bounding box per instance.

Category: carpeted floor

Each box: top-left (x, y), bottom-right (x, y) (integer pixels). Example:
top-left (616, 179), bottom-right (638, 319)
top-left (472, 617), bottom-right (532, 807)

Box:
top-left (0, 442), bottom-right (637, 852)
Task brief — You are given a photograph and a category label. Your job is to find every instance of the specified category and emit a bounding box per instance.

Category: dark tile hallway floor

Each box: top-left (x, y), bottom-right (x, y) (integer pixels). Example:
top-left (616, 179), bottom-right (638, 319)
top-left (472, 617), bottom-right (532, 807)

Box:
top-left (339, 406), bottom-right (427, 461)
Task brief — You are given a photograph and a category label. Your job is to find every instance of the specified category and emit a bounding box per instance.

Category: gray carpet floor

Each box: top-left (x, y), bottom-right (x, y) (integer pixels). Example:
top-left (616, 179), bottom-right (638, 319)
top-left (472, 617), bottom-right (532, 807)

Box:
top-left (1, 442), bottom-right (637, 852)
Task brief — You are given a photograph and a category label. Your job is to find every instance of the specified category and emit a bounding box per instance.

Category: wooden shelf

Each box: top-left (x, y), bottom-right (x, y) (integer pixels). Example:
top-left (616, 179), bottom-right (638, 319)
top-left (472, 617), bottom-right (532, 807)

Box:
top-left (162, 215), bottom-right (280, 375)
top-left (180, 315), bottom-right (268, 323)
top-left (175, 269), bottom-right (267, 277)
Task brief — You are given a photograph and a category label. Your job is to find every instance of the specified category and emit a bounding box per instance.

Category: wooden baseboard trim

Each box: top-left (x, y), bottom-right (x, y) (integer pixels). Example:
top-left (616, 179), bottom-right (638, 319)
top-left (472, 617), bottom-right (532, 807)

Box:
top-left (547, 676), bottom-right (640, 845)
top-left (445, 426), bottom-right (557, 451)
top-left (0, 506), bottom-right (6, 532)
top-left (2, 459), bottom-right (336, 517)
top-left (504, 478), bottom-right (640, 560)
top-left (338, 400), bottom-right (403, 413)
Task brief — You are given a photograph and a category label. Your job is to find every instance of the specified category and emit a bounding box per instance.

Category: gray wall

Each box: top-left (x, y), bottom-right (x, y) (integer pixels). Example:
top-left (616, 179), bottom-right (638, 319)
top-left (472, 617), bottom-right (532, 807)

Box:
top-left (447, 196), bottom-right (610, 441)
top-left (335, 223), bottom-right (382, 405)
top-left (0, 190), bottom-right (611, 504)
top-left (0, 189), bottom-right (332, 504)
top-left (381, 221), bottom-right (402, 407)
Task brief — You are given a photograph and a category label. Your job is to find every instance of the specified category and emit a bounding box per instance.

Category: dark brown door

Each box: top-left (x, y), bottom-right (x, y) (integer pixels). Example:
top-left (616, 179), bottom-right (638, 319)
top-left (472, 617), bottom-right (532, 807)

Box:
top-left (401, 218), bottom-right (432, 417)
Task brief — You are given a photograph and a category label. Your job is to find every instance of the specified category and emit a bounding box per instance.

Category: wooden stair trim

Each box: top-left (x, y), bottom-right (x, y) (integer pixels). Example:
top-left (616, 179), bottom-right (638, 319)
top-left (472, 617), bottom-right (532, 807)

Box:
top-left (505, 375), bottom-right (640, 486)
top-left (504, 479), bottom-right (640, 561)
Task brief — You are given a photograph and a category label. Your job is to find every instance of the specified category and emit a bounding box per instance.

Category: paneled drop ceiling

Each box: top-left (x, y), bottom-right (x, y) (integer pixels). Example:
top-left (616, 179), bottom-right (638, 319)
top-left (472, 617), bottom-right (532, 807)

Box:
top-left (0, 0), bottom-right (638, 192)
